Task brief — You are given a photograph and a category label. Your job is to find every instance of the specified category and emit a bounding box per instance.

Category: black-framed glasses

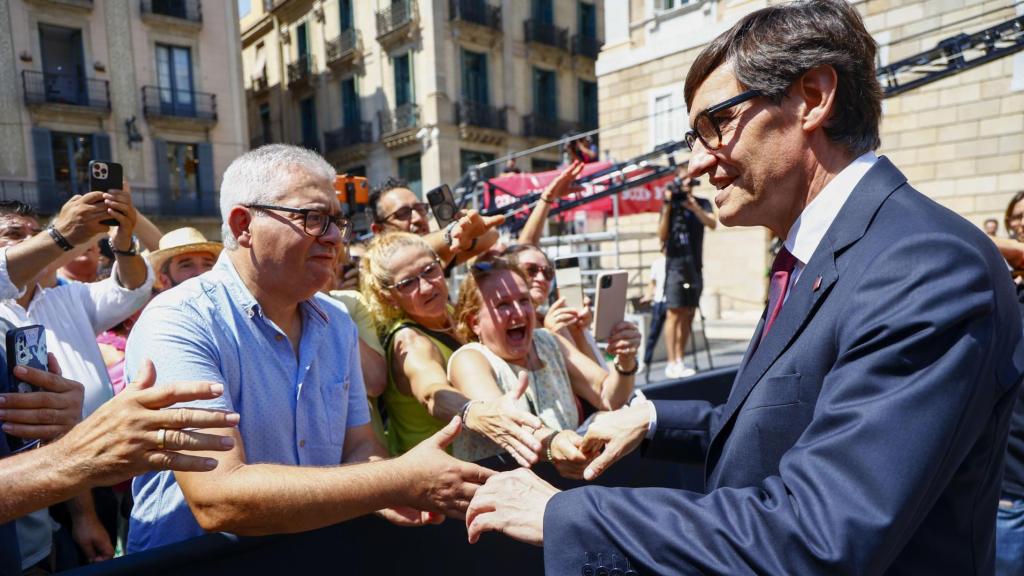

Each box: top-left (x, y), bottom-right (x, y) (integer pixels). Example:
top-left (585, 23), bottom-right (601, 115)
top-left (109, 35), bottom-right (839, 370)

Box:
top-left (246, 204), bottom-right (352, 240)
top-left (521, 263), bottom-right (554, 281)
top-left (381, 202), bottom-right (429, 223)
top-left (388, 259), bottom-right (443, 295)
top-left (684, 89), bottom-right (762, 152)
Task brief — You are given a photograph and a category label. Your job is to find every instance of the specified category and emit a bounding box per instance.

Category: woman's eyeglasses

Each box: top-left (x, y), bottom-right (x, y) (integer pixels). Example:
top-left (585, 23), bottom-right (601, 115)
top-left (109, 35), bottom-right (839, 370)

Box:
top-left (388, 260), bottom-right (443, 295)
top-left (521, 263), bottom-right (554, 281)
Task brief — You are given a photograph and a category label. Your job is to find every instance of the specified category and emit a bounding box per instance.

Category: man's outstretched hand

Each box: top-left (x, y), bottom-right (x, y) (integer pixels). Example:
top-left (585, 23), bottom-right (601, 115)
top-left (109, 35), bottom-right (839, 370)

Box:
top-left (465, 467), bottom-right (559, 546)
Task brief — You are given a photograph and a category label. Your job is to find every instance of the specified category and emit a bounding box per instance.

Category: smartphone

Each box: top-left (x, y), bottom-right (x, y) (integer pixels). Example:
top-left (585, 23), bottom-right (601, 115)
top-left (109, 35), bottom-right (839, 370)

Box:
top-left (593, 271), bottom-right (628, 342)
top-left (426, 184), bottom-right (458, 229)
top-left (554, 256), bottom-right (584, 310)
top-left (88, 160), bottom-right (124, 226)
top-left (4, 325), bottom-right (48, 453)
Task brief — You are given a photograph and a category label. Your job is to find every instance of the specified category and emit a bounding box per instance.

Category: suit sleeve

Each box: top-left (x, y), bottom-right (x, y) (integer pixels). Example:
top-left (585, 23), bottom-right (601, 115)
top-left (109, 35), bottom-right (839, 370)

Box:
top-left (640, 399), bottom-right (722, 463)
top-left (544, 232), bottom-right (1018, 575)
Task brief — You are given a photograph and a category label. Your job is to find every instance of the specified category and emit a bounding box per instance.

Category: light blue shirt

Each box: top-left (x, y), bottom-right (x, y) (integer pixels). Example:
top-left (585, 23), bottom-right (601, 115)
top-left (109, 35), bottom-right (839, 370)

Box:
top-left (125, 253), bottom-right (369, 552)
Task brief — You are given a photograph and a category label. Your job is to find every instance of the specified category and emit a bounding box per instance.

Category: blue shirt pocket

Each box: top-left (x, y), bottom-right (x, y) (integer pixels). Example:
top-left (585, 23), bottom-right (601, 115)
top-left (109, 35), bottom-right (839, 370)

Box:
top-left (320, 378), bottom-right (350, 446)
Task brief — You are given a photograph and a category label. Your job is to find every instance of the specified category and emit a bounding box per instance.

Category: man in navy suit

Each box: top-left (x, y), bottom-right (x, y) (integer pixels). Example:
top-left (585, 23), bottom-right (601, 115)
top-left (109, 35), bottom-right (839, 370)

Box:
top-left (465, 1), bottom-right (1024, 573)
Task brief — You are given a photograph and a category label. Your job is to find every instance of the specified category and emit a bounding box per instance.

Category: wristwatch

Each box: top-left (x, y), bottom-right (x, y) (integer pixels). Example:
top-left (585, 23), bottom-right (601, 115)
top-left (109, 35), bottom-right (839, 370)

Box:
top-left (112, 235), bottom-right (140, 257)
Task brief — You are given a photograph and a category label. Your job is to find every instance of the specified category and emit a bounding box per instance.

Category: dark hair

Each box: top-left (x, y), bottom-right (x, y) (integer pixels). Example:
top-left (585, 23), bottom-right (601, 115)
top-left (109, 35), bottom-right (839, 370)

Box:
top-left (1005, 191), bottom-right (1024, 239)
top-left (369, 177), bottom-right (410, 222)
top-left (0, 200), bottom-right (38, 220)
top-left (684, 0), bottom-right (882, 157)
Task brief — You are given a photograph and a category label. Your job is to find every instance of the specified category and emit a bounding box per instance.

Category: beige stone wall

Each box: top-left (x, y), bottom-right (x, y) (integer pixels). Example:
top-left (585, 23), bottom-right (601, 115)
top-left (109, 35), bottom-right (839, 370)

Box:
top-left (596, 0), bottom-right (1024, 315)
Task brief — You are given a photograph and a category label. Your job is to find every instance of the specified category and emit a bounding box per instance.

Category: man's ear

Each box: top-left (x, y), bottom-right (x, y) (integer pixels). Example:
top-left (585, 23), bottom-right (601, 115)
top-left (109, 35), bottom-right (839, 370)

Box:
top-left (794, 64), bottom-right (839, 134)
top-left (228, 206), bottom-right (254, 248)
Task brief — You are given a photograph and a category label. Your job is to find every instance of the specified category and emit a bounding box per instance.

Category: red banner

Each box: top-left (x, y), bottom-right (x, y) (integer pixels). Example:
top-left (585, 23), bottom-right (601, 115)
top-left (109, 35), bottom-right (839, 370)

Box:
top-left (484, 161), bottom-right (676, 219)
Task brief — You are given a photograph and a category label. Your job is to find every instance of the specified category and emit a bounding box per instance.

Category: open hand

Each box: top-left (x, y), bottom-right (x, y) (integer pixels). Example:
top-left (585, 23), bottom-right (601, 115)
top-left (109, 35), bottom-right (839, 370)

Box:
top-left (449, 210), bottom-right (506, 253)
top-left (578, 402), bottom-right (652, 480)
top-left (466, 468), bottom-right (559, 546)
top-left (540, 161), bottom-right (585, 203)
top-left (466, 372), bottom-right (544, 466)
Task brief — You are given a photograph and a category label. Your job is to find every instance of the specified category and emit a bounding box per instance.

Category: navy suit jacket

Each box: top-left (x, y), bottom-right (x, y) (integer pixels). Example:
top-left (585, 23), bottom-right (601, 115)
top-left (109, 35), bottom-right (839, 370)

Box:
top-left (544, 157), bottom-right (1024, 575)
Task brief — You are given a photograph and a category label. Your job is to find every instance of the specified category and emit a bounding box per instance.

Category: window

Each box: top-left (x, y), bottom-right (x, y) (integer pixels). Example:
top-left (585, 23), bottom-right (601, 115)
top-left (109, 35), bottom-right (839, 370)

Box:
top-left (533, 68), bottom-right (557, 120)
top-left (253, 42), bottom-right (267, 83)
top-left (578, 2), bottom-right (596, 38)
top-left (300, 97), bottom-right (318, 151)
top-left (50, 132), bottom-right (93, 197)
top-left (165, 142), bottom-right (199, 201)
top-left (653, 94), bottom-right (672, 146)
top-left (296, 22), bottom-right (309, 59)
top-left (156, 44), bottom-right (195, 116)
top-left (532, 0), bottom-right (553, 23)
top-left (342, 77), bottom-right (360, 126)
top-left (461, 49), bottom-right (489, 105)
top-left (461, 149), bottom-right (496, 180)
top-left (648, 86), bottom-right (686, 149)
top-left (340, 0), bottom-right (354, 30)
top-left (579, 80), bottom-right (598, 129)
top-left (259, 103), bottom-right (272, 143)
top-left (397, 153), bottom-right (421, 197)
top-left (394, 52), bottom-right (413, 107)
top-left (39, 24), bottom-right (86, 105)
top-left (238, 0), bottom-right (251, 17)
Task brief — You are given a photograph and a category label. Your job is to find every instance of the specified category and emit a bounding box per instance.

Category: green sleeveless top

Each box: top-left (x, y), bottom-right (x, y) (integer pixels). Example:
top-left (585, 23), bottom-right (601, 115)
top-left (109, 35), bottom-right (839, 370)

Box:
top-left (381, 320), bottom-right (461, 455)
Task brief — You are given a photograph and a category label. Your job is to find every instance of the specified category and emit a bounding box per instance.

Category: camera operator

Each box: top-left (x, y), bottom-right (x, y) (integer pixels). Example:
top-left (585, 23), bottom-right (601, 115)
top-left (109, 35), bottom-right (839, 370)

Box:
top-left (657, 174), bottom-right (716, 379)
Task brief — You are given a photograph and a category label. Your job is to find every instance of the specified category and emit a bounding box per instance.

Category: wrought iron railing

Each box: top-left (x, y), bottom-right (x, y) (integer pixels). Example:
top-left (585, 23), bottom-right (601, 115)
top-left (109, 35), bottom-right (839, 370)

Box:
top-left (287, 54), bottom-right (314, 85)
top-left (0, 180), bottom-right (218, 217)
top-left (376, 0), bottom-right (415, 38)
top-left (455, 101), bottom-right (506, 131)
top-left (142, 86), bottom-right (217, 120)
top-left (524, 19), bottom-right (568, 50)
top-left (379, 102), bottom-right (419, 135)
top-left (141, 0), bottom-right (202, 22)
top-left (324, 122), bottom-right (373, 153)
top-left (22, 70), bottom-right (110, 111)
top-left (326, 28), bottom-right (360, 64)
top-left (523, 114), bottom-right (577, 140)
top-left (572, 33), bottom-right (601, 59)
top-left (450, 0), bottom-right (500, 30)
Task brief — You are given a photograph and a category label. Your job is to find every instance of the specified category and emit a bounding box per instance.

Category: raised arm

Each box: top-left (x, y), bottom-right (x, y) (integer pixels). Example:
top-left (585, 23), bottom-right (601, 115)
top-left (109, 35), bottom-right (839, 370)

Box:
top-left (517, 161), bottom-right (584, 247)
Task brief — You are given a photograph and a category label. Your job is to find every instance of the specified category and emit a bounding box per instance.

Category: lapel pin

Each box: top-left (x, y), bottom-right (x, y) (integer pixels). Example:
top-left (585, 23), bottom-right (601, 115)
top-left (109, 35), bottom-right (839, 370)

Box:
top-left (812, 276), bottom-right (822, 291)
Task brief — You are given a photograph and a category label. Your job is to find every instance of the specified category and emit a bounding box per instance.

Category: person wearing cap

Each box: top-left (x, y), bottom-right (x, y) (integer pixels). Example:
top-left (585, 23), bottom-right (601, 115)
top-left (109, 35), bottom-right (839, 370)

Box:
top-left (148, 227), bottom-right (223, 290)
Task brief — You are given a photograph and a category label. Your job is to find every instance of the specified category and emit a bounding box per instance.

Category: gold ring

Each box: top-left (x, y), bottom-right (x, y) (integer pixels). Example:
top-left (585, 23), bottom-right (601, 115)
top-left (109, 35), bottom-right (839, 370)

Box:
top-left (156, 428), bottom-right (167, 450)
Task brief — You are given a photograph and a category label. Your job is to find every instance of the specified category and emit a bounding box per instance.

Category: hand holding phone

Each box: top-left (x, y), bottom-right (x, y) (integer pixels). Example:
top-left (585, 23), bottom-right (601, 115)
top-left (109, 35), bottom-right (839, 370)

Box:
top-left (4, 325), bottom-right (49, 452)
top-left (426, 184), bottom-right (459, 229)
top-left (88, 160), bottom-right (125, 226)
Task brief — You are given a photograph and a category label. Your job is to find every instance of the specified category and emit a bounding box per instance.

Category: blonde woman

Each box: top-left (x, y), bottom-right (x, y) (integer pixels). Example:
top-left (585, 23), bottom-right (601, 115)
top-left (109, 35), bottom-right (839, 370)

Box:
top-left (361, 232), bottom-right (543, 465)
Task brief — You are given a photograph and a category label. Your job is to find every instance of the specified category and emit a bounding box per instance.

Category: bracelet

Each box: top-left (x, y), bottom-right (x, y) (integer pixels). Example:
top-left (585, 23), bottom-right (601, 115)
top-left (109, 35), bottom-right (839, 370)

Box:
top-left (542, 430), bottom-right (559, 462)
top-left (459, 400), bottom-right (480, 427)
top-left (46, 225), bottom-right (74, 252)
top-left (614, 358), bottom-right (639, 376)
top-left (539, 195), bottom-right (553, 204)
top-left (443, 220), bottom-right (459, 248)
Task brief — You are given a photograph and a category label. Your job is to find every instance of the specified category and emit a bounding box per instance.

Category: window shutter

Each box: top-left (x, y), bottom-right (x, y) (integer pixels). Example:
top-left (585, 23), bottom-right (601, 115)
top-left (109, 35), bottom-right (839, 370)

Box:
top-left (32, 128), bottom-right (55, 211)
top-left (153, 138), bottom-right (169, 213)
top-left (91, 132), bottom-right (112, 161)
top-left (196, 142), bottom-right (216, 214)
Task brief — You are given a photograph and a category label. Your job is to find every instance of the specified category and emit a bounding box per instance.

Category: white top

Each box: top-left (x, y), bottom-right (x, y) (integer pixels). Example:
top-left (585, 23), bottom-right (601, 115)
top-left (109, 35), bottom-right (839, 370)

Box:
top-left (649, 256), bottom-right (667, 303)
top-left (783, 151), bottom-right (879, 300)
top-left (0, 257), bottom-right (153, 417)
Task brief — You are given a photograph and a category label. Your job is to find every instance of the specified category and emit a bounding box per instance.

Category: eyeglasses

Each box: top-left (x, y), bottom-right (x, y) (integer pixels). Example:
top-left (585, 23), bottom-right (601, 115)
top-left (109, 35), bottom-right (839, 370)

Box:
top-left (381, 202), bottom-right (429, 223)
top-left (521, 263), bottom-right (554, 281)
top-left (246, 204), bottom-right (352, 240)
top-left (388, 259), bottom-right (443, 295)
top-left (684, 89), bottom-right (762, 152)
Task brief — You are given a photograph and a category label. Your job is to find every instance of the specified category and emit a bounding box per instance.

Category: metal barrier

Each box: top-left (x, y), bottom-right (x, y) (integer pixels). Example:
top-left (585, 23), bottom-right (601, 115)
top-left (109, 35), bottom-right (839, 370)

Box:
top-left (64, 367), bottom-right (738, 575)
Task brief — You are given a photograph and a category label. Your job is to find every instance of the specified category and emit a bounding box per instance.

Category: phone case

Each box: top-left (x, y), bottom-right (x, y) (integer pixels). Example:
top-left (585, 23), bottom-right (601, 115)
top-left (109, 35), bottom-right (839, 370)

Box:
top-left (427, 185), bottom-right (458, 228)
top-left (593, 271), bottom-right (628, 341)
top-left (88, 160), bottom-right (124, 226)
top-left (4, 325), bottom-right (47, 453)
top-left (554, 257), bottom-right (584, 309)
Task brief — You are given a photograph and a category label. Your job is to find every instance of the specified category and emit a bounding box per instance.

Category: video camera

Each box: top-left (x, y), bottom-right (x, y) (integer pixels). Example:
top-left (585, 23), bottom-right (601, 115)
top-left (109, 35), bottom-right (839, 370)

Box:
top-left (667, 177), bottom-right (700, 205)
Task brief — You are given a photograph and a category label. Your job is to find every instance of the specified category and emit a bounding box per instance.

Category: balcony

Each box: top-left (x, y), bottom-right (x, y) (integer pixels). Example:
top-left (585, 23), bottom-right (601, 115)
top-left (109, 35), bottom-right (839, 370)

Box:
top-left (0, 180), bottom-right (218, 218)
top-left (524, 19), bottom-right (568, 51)
top-left (376, 0), bottom-right (418, 48)
top-left (141, 86), bottom-right (218, 129)
top-left (251, 74), bottom-right (269, 94)
top-left (450, 0), bottom-right (501, 31)
top-left (378, 103), bottom-right (419, 149)
top-left (523, 114), bottom-right (578, 140)
top-left (456, 101), bottom-right (507, 145)
top-left (324, 122), bottom-right (372, 153)
top-left (326, 28), bottom-right (362, 70)
top-left (287, 54), bottom-right (314, 89)
top-left (22, 70), bottom-right (110, 116)
top-left (141, 0), bottom-right (203, 32)
top-left (572, 33), bottom-right (602, 60)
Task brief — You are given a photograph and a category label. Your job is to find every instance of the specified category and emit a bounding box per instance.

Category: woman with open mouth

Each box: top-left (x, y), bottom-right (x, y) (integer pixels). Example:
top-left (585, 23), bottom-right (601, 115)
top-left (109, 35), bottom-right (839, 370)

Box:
top-left (448, 257), bottom-right (641, 478)
top-left (362, 232), bottom-right (546, 467)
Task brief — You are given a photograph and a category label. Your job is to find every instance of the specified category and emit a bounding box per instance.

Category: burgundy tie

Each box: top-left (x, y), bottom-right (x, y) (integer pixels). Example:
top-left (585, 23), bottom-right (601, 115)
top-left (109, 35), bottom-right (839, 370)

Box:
top-left (761, 247), bottom-right (799, 340)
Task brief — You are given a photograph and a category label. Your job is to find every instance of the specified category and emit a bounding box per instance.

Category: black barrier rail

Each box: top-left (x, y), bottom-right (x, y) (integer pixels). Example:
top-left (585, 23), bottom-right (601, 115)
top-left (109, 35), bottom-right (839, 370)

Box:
top-left (64, 366), bottom-right (739, 576)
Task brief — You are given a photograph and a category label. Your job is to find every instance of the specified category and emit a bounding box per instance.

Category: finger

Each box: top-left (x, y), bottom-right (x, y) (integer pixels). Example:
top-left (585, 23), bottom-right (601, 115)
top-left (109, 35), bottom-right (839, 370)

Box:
top-left (151, 407), bottom-right (241, 431)
top-left (46, 353), bottom-right (63, 377)
top-left (0, 405), bottom-right (74, 425)
top-left (126, 359), bottom-right (157, 393)
top-left (428, 415), bottom-right (463, 451)
top-left (160, 429), bottom-right (236, 451)
top-left (508, 409), bottom-right (543, 433)
top-left (103, 207), bottom-right (128, 225)
top-left (134, 380), bottom-right (226, 409)
top-left (578, 432), bottom-right (608, 457)
top-left (8, 366), bottom-right (78, 393)
top-left (77, 191), bottom-right (106, 204)
top-left (145, 451), bottom-right (220, 472)
top-left (378, 507), bottom-right (427, 527)
top-left (504, 436), bottom-right (540, 467)
top-left (0, 423), bottom-right (67, 440)
top-left (467, 511), bottom-right (503, 544)
top-left (584, 444), bottom-right (625, 481)
top-left (457, 461), bottom-right (498, 485)
top-left (481, 214), bottom-right (506, 229)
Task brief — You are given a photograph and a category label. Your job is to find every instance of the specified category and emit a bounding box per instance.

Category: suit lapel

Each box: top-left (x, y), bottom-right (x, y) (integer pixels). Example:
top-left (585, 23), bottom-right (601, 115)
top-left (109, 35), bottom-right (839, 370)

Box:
top-left (706, 157), bottom-right (909, 456)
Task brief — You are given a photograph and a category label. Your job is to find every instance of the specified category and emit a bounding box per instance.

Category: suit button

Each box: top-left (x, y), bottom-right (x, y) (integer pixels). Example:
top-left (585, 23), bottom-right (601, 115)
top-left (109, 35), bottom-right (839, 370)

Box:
top-left (610, 570), bottom-right (623, 576)
top-left (582, 567), bottom-right (594, 576)
top-left (596, 568), bottom-right (609, 576)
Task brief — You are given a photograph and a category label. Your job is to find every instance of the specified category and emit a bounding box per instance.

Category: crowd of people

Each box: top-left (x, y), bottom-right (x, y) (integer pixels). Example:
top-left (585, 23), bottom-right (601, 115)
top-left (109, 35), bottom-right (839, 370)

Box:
top-left (4, 0), bottom-right (1024, 574)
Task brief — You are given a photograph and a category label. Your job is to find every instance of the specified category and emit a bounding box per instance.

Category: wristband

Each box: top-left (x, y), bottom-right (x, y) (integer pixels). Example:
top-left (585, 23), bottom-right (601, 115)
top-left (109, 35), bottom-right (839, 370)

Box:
top-left (542, 430), bottom-right (559, 462)
top-left (539, 195), bottom-right (553, 204)
top-left (46, 225), bottom-right (74, 252)
top-left (614, 358), bottom-right (639, 376)
top-left (459, 399), bottom-right (480, 427)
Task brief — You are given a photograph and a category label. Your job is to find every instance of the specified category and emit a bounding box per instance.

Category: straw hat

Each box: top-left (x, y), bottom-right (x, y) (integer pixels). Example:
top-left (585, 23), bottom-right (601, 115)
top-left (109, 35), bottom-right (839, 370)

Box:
top-left (147, 227), bottom-right (223, 273)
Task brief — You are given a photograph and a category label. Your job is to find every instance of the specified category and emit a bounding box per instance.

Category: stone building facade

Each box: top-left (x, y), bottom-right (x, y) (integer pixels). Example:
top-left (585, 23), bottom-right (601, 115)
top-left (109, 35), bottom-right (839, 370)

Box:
top-left (0, 0), bottom-right (248, 236)
top-left (597, 0), bottom-right (1024, 315)
top-left (241, 0), bottom-right (602, 198)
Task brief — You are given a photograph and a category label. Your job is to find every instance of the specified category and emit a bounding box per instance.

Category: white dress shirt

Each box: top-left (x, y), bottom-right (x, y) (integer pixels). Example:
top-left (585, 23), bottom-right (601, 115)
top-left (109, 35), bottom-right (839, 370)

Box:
top-left (0, 252), bottom-right (154, 417)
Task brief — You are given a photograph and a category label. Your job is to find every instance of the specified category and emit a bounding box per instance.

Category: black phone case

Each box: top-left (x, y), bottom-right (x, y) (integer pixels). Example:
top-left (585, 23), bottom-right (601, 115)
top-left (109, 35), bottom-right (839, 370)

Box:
top-left (88, 160), bottom-right (124, 226)
top-left (427, 185), bottom-right (458, 228)
top-left (4, 325), bottom-right (47, 452)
